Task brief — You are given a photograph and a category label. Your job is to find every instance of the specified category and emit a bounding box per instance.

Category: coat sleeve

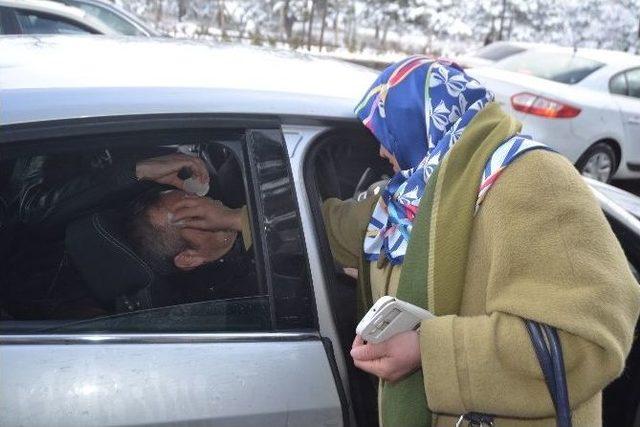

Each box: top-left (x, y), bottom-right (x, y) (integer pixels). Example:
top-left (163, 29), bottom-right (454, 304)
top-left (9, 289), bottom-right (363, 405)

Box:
top-left (321, 191), bottom-right (379, 269)
top-left (9, 153), bottom-right (140, 234)
top-left (419, 150), bottom-right (640, 418)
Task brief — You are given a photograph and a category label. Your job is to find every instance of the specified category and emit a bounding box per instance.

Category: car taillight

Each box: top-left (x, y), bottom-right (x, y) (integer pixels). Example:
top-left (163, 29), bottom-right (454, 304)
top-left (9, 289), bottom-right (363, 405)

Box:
top-left (510, 92), bottom-right (581, 118)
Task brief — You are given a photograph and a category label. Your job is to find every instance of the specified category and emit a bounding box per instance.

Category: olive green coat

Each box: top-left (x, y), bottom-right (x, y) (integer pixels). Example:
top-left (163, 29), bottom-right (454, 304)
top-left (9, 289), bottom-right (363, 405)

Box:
top-left (322, 146), bottom-right (640, 425)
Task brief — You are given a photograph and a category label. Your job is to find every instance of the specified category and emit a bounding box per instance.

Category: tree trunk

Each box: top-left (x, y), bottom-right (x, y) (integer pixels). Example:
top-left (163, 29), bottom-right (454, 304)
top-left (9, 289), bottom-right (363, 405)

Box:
top-left (318, 0), bottom-right (328, 51)
top-left (218, 0), bottom-right (225, 35)
top-left (333, 8), bottom-right (340, 46)
top-left (349, 0), bottom-right (357, 51)
top-left (178, 0), bottom-right (188, 22)
top-left (381, 19), bottom-right (390, 50)
top-left (155, 0), bottom-right (163, 24)
top-left (485, 16), bottom-right (496, 45)
top-left (307, 0), bottom-right (316, 50)
top-left (498, 0), bottom-right (507, 41)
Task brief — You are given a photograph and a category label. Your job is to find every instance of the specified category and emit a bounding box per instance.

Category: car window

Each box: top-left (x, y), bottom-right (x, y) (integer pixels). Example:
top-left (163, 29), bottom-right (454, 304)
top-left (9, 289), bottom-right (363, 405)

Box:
top-left (496, 50), bottom-right (604, 84)
top-left (474, 43), bottom-right (526, 61)
top-left (0, 126), bottom-right (308, 334)
top-left (68, 1), bottom-right (144, 36)
top-left (610, 72), bottom-right (628, 96)
top-left (626, 68), bottom-right (640, 99)
top-left (0, 7), bottom-right (19, 34)
top-left (14, 8), bottom-right (94, 34)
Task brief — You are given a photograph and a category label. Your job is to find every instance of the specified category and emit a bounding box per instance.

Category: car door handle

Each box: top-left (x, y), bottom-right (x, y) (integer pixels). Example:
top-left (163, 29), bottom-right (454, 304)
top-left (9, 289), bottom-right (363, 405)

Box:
top-left (628, 116), bottom-right (640, 125)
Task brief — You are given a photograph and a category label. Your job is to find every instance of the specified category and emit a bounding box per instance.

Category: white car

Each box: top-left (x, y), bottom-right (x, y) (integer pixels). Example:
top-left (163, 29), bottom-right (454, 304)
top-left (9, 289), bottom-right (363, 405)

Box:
top-left (467, 47), bottom-right (640, 182)
top-left (0, 0), bottom-right (115, 35)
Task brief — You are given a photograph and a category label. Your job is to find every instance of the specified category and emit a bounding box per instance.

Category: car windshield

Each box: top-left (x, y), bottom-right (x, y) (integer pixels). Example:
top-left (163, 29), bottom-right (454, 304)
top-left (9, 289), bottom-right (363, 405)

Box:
top-left (474, 43), bottom-right (526, 61)
top-left (496, 50), bottom-right (604, 84)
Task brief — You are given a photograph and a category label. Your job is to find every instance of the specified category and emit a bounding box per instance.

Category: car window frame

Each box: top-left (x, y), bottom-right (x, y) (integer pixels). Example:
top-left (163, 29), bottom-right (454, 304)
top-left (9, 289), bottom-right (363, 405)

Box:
top-left (0, 113), bottom-right (317, 335)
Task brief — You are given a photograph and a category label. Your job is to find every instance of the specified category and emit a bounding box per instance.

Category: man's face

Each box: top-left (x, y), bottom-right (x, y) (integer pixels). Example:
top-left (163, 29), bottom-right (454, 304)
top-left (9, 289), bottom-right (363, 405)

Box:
top-left (147, 190), bottom-right (237, 270)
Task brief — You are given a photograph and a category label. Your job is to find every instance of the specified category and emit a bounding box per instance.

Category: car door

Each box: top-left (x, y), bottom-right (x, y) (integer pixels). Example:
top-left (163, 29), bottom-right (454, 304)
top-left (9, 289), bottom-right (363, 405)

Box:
top-left (598, 191), bottom-right (640, 427)
top-left (0, 117), bottom-right (345, 427)
top-left (610, 68), bottom-right (640, 168)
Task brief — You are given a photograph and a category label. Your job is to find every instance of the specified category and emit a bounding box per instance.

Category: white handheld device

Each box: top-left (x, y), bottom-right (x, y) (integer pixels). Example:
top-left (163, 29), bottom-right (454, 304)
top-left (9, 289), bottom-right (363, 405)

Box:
top-left (356, 296), bottom-right (434, 343)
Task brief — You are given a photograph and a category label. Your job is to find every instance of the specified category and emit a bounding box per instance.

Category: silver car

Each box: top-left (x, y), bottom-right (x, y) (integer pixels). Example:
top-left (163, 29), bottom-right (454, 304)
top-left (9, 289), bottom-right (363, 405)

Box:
top-left (1, 36), bottom-right (639, 427)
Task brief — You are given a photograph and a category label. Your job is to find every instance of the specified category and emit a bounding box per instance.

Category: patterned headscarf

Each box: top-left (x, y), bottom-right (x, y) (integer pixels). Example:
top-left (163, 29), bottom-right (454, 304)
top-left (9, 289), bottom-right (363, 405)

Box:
top-left (355, 56), bottom-right (495, 264)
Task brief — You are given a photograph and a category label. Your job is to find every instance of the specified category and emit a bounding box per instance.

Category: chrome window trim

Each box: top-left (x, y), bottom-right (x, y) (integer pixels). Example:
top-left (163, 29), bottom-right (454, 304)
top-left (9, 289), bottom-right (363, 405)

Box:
top-left (0, 331), bottom-right (319, 345)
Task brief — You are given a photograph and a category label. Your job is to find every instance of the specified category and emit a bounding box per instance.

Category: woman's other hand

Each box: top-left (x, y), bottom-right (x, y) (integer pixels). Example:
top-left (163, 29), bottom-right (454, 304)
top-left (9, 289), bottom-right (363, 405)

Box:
top-left (136, 154), bottom-right (209, 193)
top-left (171, 196), bottom-right (243, 232)
top-left (350, 331), bottom-right (421, 383)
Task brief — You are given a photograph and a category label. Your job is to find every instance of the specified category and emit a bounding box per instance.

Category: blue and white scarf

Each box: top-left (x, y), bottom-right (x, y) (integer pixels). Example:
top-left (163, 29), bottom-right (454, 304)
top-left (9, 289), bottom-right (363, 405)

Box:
top-left (355, 56), bottom-right (547, 265)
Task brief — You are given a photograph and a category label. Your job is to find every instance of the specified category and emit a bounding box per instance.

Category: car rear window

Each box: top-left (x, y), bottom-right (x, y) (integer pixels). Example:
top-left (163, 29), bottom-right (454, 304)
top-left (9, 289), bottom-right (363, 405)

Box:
top-left (496, 51), bottom-right (605, 84)
top-left (474, 43), bottom-right (527, 61)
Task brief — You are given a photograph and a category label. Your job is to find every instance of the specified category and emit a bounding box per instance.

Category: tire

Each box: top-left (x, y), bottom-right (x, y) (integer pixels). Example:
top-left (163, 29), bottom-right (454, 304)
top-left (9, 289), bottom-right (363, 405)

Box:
top-left (576, 142), bottom-right (617, 183)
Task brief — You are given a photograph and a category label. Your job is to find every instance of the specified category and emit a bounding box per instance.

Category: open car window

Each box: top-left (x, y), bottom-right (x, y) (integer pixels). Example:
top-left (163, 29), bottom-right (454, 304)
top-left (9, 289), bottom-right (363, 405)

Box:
top-left (0, 125), bottom-right (312, 334)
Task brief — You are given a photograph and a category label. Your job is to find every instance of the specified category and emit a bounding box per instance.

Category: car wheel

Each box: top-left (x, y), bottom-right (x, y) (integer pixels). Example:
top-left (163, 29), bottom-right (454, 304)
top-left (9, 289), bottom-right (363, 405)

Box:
top-left (577, 143), bottom-right (617, 183)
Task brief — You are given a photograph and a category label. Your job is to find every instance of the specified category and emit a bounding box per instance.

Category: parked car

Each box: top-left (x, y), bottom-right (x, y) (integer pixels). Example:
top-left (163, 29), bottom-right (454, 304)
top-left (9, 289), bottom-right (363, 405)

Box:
top-left (1, 36), bottom-right (639, 427)
top-left (0, 0), bottom-right (114, 34)
top-left (467, 47), bottom-right (640, 182)
top-left (50, 0), bottom-right (158, 36)
top-left (454, 41), bottom-right (562, 68)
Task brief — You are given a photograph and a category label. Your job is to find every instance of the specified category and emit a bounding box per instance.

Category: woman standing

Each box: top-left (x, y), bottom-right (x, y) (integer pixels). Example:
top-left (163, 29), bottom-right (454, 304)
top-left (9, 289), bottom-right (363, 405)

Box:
top-left (321, 56), bottom-right (640, 426)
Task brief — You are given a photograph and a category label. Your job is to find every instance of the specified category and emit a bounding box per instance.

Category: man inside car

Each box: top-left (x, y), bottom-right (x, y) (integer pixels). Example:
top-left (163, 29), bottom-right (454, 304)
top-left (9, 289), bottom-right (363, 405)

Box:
top-left (124, 189), bottom-right (255, 302)
top-left (3, 151), bottom-right (210, 319)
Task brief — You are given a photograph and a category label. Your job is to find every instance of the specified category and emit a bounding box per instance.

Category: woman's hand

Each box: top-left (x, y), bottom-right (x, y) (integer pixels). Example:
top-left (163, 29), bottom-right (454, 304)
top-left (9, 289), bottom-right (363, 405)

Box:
top-left (136, 154), bottom-right (209, 193)
top-left (350, 331), bottom-right (421, 383)
top-left (171, 195), bottom-right (243, 232)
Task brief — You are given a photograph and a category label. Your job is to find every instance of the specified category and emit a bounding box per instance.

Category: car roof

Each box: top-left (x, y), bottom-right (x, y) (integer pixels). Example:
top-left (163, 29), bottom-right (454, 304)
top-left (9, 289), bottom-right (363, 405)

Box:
top-left (0, 0), bottom-right (115, 34)
top-left (513, 44), bottom-right (640, 68)
top-left (573, 48), bottom-right (640, 68)
top-left (0, 36), bottom-right (379, 125)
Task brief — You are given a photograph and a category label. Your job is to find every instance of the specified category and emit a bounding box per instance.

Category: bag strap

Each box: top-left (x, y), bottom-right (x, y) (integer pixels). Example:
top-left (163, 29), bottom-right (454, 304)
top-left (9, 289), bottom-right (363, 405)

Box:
top-left (524, 321), bottom-right (573, 427)
top-left (459, 321), bottom-right (572, 427)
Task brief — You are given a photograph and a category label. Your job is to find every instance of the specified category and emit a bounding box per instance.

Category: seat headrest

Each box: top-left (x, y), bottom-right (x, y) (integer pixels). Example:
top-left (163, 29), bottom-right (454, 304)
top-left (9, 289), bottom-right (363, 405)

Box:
top-left (65, 210), bottom-right (157, 304)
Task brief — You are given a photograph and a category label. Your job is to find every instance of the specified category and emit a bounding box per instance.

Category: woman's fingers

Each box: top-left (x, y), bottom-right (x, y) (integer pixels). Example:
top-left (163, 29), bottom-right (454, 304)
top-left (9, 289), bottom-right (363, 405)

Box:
top-left (352, 334), bottom-right (365, 348)
top-left (350, 340), bottom-right (388, 361)
top-left (172, 205), bottom-right (207, 222)
top-left (179, 155), bottom-right (209, 184)
top-left (136, 154), bottom-right (210, 188)
top-left (353, 357), bottom-right (389, 379)
top-left (174, 218), bottom-right (210, 230)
